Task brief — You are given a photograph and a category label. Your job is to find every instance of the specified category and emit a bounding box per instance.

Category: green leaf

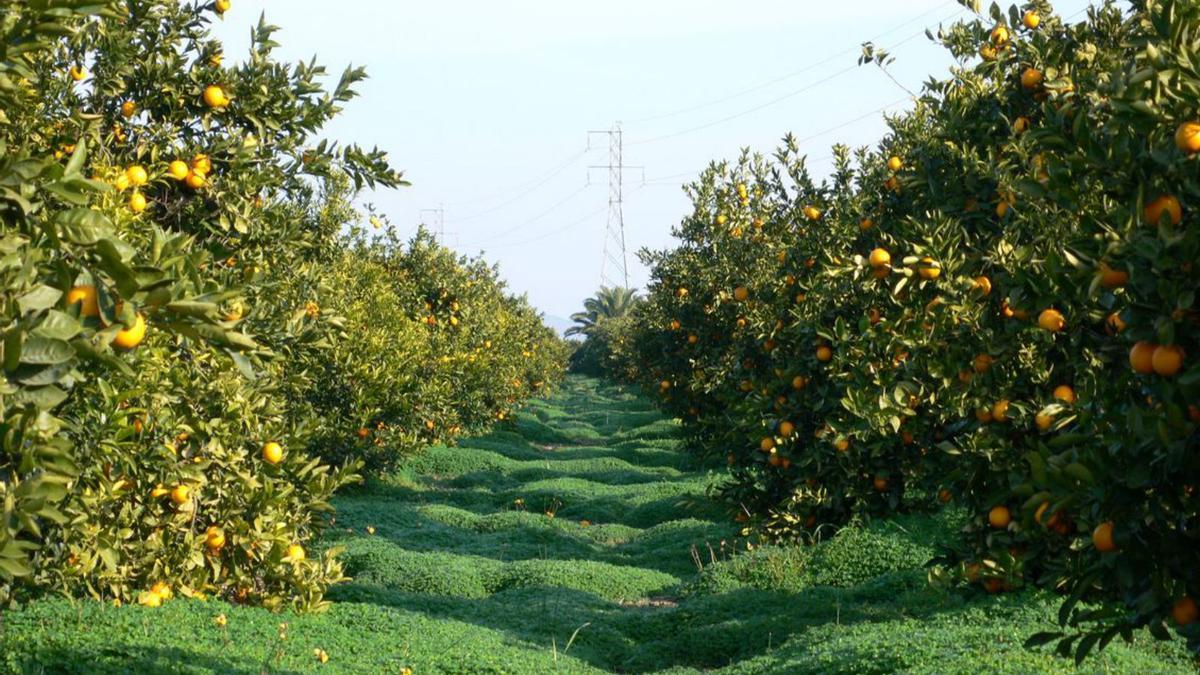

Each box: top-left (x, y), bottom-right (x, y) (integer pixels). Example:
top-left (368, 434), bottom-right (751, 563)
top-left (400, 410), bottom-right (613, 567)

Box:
top-left (20, 336), bottom-right (74, 365)
top-left (17, 285), bottom-right (62, 314)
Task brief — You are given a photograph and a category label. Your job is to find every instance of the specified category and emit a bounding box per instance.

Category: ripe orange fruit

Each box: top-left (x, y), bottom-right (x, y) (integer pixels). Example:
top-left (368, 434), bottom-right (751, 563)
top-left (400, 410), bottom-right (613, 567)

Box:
top-left (170, 485), bottom-right (190, 506)
top-left (1130, 341), bottom-right (1157, 374)
top-left (1052, 385), bottom-right (1076, 404)
top-left (779, 421), bottom-right (795, 437)
top-left (66, 285), bottom-right (100, 318)
top-left (1173, 596), bottom-right (1198, 626)
top-left (1035, 411), bottom-right (1054, 431)
top-left (990, 25), bottom-right (1010, 46)
top-left (286, 544), bottom-right (305, 561)
top-left (1175, 122), bottom-right (1200, 154)
top-left (126, 165), bottom-right (148, 186)
top-left (975, 407), bottom-right (993, 423)
top-left (1151, 344), bottom-right (1184, 376)
top-left (803, 205), bottom-right (822, 221)
top-left (168, 160), bottom-right (190, 180)
top-left (1022, 11), bottom-right (1040, 29)
top-left (868, 248), bottom-right (891, 268)
top-left (191, 154), bottom-right (212, 175)
top-left (1021, 68), bottom-right (1044, 90)
top-left (833, 437), bottom-right (850, 452)
top-left (938, 489), bottom-right (952, 503)
top-left (917, 257), bottom-right (941, 280)
top-left (203, 84), bottom-right (230, 108)
top-left (733, 286), bottom-right (749, 302)
top-left (1037, 308), bottom-right (1065, 333)
top-left (205, 526), bottom-right (226, 551)
top-left (262, 441), bottom-right (283, 465)
top-left (791, 375), bottom-right (808, 390)
top-left (660, 379), bottom-right (671, 390)
top-left (1143, 195), bottom-right (1182, 226)
top-left (215, 0), bottom-right (231, 13)
top-left (1098, 263), bottom-right (1128, 289)
top-left (859, 217), bottom-right (874, 230)
top-left (128, 191), bottom-right (147, 214)
top-left (867, 308), bottom-right (882, 325)
top-left (69, 65), bottom-right (87, 81)
top-left (988, 505), bottom-right (1011, 529)
top-left (1092, 521), bottom-right (1117, 552)
top-left (815, 345), bottom-right (833, 362)
top-left (1105, 312), bottom-right (1127, 334)
top-left (979, 45), bottom-right (998, 61)
top-left (687, 334), bottom-right (698, 345)
top-left (971, 276), bottom-right (992, 296)
top-left (120, 101), bottom-right (137, 118)
top-left (185, 171), bottom-right (207, 189)
top-left (884, 176), bottom-right (899, 191)
top-left (1013, 117), bottom-right (1029, 134)
top-left (112, 312), bottom-right (147, 349)
top-left (760, 437), bottom-right (775, 452)
top-left (886, 155), bottom-right (903, 172)
top-left (991, 399), bottom-right (1010, 423)
top-left (972, 354), bottom-right (994, 374)
top-left (873, 476), bottom-right (888, 492)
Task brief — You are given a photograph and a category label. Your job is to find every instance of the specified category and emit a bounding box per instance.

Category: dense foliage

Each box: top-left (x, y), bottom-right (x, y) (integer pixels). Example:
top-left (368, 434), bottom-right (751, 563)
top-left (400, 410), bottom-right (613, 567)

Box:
top-left (0, 0), bottom-right (563, 612)
top-left (611, 0), bottom-right (1200, 658)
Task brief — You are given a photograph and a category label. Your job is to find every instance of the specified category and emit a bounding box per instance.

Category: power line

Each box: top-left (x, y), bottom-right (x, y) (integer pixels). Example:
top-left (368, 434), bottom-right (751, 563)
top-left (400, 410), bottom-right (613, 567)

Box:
top-left (457, 183), bottom-right (593, 247)
top-left (622, 0), bottom-right (959, 126)
top-left (443, 148), bottom-right (590, 223)
top-left (469, 204), bottom-right (609, 250)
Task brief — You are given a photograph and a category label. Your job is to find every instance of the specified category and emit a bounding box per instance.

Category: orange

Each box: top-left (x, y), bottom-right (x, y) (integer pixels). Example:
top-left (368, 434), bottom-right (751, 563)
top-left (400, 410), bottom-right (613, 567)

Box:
top-left (112, 312), bottom-right (147, 349)
top-left (191, 154), bottom-right (212, 175)
top-left (991, 399), bottom-right (1010, 423)
top-left (669, 319), bottom-right (680, 330)
top-left (833, 437), bottom-right (850, 452)
top-left (185, 171), bottom-right (207, 189)
top-left (873, 476), bottom-right (888, 492)
top-left (979, 45), bottom-right (998, 61)
top-left (759, 437), bottom-right (775, 452)
top-left (215, 0), bottom-right (231, 13)
top-left (1021, 68), bottom-right (1044, 90)
top-left (975, 407), bottom-right (993, 423)
top-left (1098, 263), bottom-right (1128, 289)
top-left (1143, 195), bottom-right (1182, 226)
top-left (1022, 11), bottom-right (1040, 29)
top-left (886, 155), bottom-right (903, 172)
top-left (868, 248), bottom-right (891, 268)
top-left (1151, 344), bottom-right (1184, 376)
top-left (859, 217), bottom-right (874, 230)
top-left (659, 379), bottom-right (671, 390)
top-left (69, 65), bottom-right (87, 81)
top-left (938, 489), bottom-right (952, 503)
top-left (170, 484), bottom-right (190, 506)
top-left (884, 176), bottom-right (899, 191)
top-left (867, 308), bottom-right (881, 325)
top-left (120, 101), bottom-right (137, 118)
top-left (203, 85), bottom-right (230, 108)
top-left (917, 257), bottom-right (940, 280)
top-left (1173, 596), bottom-right (1198, 626)
top-left (687, 334), bottom-right (698, 345)
top-left (1037, 308), bottom-right (1065, 332)
top-left (262, 441), bottom-right (283, 465)
top-left (1105, 312), bottom-right (1127, 334)
top-left (126, 165), bottom-right (148, 186)
top-left (128, 191), bottom-right (147, 214)
top-left (815, 345), bottom-right (833, 362)
top-left (791, 375), bottom-right (808, 390)
top-left (1013, 117), bottom-right (1029, 134)
top-left (803, 206), bottom-right (822, 221)
top-left (779, 421), bottom-right (795, 437)
top-left (1092, 521), bottom-right (1117, 552)
top-left (168, 160), bottom-right (190, 180)
top-left (1052, 385), bottom-right (1076, 404)
top-left (1175, 121), bottom-right (1200, 154)
top-left (66, 285), bottom-right (100, 318)
top-left (1130, 341), bottom-right (1157, 374)
top-left (971, 276), bottom-right (992, 296)
top-left (733, 286), bottom-right (749, 302)
top-left (286, 543), bottom-right (305, 561)
top-left (1035, 411), bottom-right (1054, 431)
top-left (988, 505), bottom-right (1011, 529)
top-left (972, 354), bottom-right (993, 374)
top-left (990, 25), bottom-right (1010, 46)
top-left (205, 526), bottom-right (226, 551)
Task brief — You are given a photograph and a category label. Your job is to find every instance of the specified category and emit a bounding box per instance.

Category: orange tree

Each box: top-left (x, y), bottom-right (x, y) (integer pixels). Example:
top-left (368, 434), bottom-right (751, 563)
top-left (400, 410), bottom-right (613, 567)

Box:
top-left (2, 0), bottom-right (563, 611)
top-left (619, 0), bottom-right (1199, 658)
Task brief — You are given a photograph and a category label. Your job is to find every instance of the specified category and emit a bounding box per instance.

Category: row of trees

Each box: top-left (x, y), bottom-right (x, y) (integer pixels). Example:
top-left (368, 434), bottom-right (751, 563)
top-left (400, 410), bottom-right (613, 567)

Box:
top-left (1, 0), bottom-right (564, 611)
top-left (588, 0), bottom-right (1199, 659)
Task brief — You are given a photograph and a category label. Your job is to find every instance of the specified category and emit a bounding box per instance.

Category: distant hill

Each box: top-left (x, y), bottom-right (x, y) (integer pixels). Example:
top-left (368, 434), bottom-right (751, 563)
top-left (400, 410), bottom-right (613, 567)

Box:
top-left (544, 315), bottom-right (582, 340)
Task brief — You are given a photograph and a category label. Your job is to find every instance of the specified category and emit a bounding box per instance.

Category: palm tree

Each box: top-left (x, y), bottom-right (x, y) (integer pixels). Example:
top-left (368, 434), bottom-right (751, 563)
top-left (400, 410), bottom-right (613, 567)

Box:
top-left (566, 286), bottom-right (639, 337)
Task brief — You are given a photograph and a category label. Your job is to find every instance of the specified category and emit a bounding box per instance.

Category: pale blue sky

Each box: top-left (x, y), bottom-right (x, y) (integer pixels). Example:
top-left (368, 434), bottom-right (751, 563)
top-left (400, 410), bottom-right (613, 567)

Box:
top-left (211, 0), bottom-right (1096, 323)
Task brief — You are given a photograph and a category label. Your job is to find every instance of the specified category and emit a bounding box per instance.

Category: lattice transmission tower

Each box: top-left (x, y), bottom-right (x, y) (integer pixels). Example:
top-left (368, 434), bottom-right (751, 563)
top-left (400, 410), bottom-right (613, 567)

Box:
top-left (588, 124), bottom-right (641, 288)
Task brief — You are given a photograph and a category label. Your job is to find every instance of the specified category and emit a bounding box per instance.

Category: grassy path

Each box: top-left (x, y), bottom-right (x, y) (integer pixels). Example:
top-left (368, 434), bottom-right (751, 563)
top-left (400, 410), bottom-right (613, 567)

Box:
top-left (2, 376), bottom-right (1195, 673)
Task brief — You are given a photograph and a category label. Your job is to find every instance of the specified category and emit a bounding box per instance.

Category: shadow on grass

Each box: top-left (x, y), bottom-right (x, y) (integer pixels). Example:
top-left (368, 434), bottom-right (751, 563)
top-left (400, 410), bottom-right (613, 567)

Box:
top-left (5, 645), bottom-right (296, 675)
